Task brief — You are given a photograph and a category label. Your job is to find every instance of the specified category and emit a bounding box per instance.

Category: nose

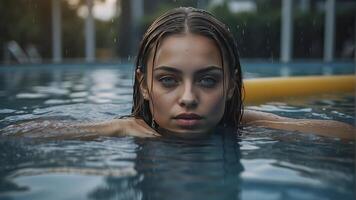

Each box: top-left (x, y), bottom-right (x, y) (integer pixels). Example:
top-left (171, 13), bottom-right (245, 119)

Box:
top-left (178, 81), bottom-right (198, 109)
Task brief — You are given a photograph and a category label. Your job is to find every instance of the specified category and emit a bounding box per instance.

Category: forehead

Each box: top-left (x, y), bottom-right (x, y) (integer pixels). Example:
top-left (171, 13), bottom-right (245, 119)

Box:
top-left (149, 34), bottom-right (223, 70)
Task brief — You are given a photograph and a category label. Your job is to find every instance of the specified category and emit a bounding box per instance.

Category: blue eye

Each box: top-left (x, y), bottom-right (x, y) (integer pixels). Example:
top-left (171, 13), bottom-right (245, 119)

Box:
top-left (159, 76), bottom-right (178, 87)
top-left (198, 77), bottom-right (217, 88)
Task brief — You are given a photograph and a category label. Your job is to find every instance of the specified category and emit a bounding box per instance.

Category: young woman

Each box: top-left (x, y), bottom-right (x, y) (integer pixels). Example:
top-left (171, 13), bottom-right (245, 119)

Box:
top-left (4, 7), bottom-right (355, 140)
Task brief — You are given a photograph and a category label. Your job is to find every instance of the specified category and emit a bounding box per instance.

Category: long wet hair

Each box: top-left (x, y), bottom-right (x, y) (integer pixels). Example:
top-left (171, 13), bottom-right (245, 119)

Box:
top-left (131, 7), bottom-right (244, 130)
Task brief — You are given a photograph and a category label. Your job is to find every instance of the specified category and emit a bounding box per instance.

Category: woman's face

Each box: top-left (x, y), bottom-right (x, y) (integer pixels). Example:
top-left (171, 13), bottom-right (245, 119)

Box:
top-left (141, 34), bottom-right (233, 138)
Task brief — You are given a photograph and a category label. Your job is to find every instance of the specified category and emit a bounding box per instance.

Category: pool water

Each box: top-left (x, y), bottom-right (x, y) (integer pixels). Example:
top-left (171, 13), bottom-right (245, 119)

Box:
top-left (0, 64), bottom-right (355, 200)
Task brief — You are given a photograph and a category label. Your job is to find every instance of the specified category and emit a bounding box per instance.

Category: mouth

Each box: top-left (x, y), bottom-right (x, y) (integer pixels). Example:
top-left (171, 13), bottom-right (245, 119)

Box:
top-left (173, 113), bottom-right (203, 127)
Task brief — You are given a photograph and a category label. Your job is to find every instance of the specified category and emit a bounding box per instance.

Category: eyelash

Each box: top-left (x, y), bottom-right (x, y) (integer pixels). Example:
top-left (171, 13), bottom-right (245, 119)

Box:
top-left (158, 76), bottom-right (178, 88)
top-left (157, 76), bottom-right (219, 88)
top-left (197, 77), bottom-right (218, 88)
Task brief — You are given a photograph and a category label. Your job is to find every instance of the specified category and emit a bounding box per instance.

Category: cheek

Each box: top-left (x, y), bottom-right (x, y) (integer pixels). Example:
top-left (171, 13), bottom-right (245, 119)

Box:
top-left (202, 90), bottom-right (226, 114)
top-left (199, 85), bottom-right (227, 125)
top-left (148, 87), bottom-right (177, 115)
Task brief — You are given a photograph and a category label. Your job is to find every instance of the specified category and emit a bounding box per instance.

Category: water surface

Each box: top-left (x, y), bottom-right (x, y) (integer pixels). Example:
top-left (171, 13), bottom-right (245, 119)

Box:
top-left (0, 64), bottom-right (354, 200)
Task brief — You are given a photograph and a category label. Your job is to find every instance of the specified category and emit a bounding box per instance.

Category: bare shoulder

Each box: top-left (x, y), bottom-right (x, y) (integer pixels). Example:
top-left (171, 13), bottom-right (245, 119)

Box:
top-left (116, 118), bottom-right (160, 137)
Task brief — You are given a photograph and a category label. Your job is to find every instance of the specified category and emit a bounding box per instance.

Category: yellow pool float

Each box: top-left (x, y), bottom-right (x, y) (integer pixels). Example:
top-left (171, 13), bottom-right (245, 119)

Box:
top-left (244, 75), bottom-right (356, 104)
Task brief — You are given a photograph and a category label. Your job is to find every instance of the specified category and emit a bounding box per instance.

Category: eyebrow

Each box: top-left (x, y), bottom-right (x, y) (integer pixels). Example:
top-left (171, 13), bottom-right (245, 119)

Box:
top-left (153, 65), bottom-right (223, 74)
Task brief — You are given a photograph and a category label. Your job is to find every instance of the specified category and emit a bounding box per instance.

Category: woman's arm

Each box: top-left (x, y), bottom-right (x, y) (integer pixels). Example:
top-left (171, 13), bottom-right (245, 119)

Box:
top-left (2, 118), bottom-right (158, 139)
top-left (242, 109), bottom-right (355, 140)
top-left (73, 118), bottom-right (159, 138)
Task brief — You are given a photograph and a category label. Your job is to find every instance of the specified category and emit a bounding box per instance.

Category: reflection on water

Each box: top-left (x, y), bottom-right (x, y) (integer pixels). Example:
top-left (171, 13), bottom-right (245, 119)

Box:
top-left (0, 133), bottom-right (243, 200)
top-left (133, 133), bottom-right (243, 200)
top-left (0, 65), bottom-right (355, 200)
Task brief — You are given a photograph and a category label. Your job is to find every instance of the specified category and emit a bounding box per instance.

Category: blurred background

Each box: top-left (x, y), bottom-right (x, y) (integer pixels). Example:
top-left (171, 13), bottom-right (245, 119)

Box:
top-left (0, 0), bottom-right (355, 65)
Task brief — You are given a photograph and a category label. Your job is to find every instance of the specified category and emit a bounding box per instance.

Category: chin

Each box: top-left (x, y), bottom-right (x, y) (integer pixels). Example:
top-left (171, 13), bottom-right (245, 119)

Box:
top-left (158, 127), bottom-right (213, 139)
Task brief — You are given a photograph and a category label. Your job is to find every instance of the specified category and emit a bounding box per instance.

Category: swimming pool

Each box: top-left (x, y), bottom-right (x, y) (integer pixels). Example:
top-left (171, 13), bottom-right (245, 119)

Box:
top-left (0, 63), bottom-right (355, 200)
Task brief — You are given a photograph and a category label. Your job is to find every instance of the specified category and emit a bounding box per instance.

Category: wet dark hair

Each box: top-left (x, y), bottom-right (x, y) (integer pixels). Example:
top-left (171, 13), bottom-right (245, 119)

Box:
top-left (131, 7), bottom-right (244, 130)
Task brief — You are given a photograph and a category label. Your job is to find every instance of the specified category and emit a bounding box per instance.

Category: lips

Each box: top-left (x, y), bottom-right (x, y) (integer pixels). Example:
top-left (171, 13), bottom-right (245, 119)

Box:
top-left (173, 113), bottom-right (203, 127)
top-left (174, 113), bottom-right (203, 120)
